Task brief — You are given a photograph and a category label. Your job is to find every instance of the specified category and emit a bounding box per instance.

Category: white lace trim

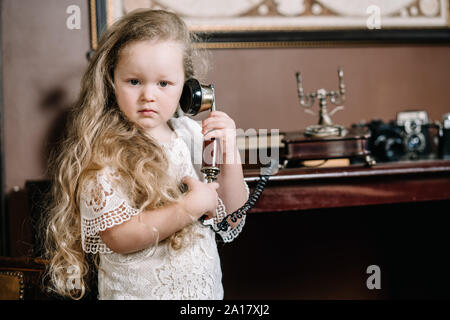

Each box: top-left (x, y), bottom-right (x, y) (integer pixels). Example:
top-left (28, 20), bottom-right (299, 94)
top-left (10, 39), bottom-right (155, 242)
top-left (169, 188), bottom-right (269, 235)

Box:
top-left (81, 201), bottom-right (140, 254)
top-left (80, 168), bottom-right (141, 254)
top-left (203, 180), bottom-right (250, 243)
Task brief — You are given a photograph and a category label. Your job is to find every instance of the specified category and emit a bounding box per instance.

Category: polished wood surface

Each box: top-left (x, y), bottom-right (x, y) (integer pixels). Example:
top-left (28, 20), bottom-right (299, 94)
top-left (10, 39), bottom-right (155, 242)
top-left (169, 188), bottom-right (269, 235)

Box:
top-left (282, 126), bottom-right (371, 161)
top-left (244, 159), bottom-right (450, 212)
top-left (0, 256), bottom-right (49, 300)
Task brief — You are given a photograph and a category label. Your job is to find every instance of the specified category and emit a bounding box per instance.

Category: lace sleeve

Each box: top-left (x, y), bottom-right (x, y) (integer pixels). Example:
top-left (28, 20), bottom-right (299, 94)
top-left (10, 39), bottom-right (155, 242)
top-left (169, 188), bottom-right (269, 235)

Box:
top-left (80, 169), bottom-right (140, 254)
top-left (204, 181), bottom-right (250, 243)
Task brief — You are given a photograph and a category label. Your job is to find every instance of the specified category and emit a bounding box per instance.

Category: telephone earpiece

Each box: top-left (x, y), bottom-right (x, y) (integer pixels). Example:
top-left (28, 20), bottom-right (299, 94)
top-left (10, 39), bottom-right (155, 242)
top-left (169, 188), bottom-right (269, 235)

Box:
top-left (179, 78), bottom-right (215, 116)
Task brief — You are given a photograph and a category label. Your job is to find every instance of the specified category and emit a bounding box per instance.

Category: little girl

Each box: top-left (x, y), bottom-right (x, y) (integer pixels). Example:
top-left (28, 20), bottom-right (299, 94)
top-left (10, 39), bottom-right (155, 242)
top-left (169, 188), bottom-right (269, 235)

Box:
top-left (43, 9), bottom-right (249, 300)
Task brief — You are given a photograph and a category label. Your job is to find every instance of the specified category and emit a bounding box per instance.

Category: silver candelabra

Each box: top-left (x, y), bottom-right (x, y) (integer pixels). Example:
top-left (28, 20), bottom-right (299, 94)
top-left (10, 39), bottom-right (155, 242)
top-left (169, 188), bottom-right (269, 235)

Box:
top-left (296, 67), bottom-right (347, 138)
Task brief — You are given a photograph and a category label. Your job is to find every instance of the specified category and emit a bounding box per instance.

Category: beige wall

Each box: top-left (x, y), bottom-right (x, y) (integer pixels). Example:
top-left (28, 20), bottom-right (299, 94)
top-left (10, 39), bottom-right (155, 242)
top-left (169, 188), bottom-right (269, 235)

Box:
top-left (2, 0), bottom-right (91, 256)
top-left (206, 45), bottom-right (450, 132)
top-left (2, 0), bottom-right (90, 192)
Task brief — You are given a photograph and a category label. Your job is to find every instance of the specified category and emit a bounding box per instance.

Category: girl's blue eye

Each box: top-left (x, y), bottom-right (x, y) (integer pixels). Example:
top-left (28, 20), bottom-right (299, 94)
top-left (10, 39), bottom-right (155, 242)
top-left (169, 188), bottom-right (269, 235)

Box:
top-left (129, 79), bottom-right (140, 86)
top-left (159, 81), bottom-right (168, 88)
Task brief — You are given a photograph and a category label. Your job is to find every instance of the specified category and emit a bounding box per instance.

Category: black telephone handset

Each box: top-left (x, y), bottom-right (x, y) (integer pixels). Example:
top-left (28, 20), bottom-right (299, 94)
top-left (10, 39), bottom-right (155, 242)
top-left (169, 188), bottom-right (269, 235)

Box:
top-left (180, 78), bottom-right (220, 183)
top-left (179, 78), bottom-right (278, 234)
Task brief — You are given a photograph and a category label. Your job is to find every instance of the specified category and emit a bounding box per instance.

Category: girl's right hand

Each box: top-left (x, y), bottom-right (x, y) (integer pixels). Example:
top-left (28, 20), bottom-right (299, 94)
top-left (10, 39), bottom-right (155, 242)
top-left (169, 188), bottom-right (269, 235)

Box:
top-left (181, 176), bottom-right (219, 220)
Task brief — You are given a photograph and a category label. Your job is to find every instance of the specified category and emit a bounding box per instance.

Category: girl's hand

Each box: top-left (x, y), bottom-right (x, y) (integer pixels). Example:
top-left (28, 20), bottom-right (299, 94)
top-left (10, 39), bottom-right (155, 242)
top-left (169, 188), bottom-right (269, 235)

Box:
top-left (181, 176), bottom-right (219, 220)
top-left (201, 111), bottom-right (237, 163)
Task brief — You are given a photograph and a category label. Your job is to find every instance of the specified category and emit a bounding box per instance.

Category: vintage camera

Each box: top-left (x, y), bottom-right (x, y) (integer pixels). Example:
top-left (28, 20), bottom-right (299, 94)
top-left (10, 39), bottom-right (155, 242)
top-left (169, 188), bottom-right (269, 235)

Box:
top-left (439, 113), bottom-right (450, 159)
top-left (365, 111), bottom-right (432, 162)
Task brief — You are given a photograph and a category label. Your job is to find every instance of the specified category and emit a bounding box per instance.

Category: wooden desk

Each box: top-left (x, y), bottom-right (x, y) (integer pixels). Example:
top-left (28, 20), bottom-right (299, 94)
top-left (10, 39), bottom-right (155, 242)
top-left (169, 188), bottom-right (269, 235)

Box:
top-left (244, 159), bottom-right (450, 212)
top-left (217, 159), bottom-right (450, 299)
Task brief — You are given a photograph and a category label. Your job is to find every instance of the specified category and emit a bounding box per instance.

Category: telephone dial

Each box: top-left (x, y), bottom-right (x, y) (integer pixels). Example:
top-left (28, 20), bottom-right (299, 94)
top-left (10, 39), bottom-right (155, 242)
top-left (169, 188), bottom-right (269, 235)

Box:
top-left (179, 78), bottom-right (278, 233)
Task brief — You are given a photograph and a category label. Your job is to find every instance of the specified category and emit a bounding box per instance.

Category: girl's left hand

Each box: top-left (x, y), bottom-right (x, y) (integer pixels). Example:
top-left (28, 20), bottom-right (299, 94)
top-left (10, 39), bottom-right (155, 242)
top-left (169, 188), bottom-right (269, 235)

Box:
top-left (202, 111), bottom-right (237, 158)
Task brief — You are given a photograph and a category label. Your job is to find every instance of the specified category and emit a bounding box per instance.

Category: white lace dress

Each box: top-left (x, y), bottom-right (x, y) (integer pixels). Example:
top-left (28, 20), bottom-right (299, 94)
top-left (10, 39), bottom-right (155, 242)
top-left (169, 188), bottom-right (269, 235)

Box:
top-left (80, 116), bottom-right (249, 300)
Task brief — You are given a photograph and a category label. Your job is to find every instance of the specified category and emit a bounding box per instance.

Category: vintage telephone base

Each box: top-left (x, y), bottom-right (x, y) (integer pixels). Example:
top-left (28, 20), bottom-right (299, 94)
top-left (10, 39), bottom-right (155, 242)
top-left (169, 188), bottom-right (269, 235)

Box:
top-left (282, 126), bottom-right (374, 167)
top-left (304, 124), bottom-right (347, 138)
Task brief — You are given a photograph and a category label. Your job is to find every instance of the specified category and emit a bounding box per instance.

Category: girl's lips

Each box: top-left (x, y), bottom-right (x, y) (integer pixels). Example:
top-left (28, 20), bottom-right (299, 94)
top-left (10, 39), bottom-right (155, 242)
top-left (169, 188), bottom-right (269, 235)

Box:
top-left (139, 110), bottom-right (156, 115)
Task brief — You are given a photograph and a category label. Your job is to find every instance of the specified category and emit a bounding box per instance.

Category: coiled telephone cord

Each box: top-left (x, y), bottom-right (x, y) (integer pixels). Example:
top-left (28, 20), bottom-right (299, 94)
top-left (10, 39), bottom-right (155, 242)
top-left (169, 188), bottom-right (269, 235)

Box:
top-left (207, 159), bottom-right (278, 233)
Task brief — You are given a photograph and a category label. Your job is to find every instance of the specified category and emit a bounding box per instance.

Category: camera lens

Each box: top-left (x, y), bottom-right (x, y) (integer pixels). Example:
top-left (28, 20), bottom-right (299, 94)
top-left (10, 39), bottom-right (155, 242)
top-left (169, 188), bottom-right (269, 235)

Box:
top-left (405, 133), bottom-right (425, 153)
top-left (407, 134), bottom-right (421, 151)
top-left (373, 134), bottom-right (404, 162)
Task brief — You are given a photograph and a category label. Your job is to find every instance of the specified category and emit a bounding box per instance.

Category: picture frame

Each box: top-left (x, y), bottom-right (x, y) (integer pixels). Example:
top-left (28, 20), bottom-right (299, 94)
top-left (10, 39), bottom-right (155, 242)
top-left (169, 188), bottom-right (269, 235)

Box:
top-left (0, 3), bottom-right (6, 256)
top-left (89, 0), bottom-right (450, 49)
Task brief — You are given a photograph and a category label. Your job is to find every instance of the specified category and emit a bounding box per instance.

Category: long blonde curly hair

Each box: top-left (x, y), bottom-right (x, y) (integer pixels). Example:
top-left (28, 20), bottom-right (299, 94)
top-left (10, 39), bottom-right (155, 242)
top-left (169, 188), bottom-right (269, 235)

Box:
top-left (42, 9), bottom-right (205, 300)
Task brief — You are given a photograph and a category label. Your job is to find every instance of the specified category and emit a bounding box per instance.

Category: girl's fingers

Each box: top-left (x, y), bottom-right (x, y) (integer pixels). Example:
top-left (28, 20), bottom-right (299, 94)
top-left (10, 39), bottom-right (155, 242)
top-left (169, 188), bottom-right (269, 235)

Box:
top-left (209, 182), bottom-right (219, 190)
top-left (203, 129), bottom-right (222, 141)
top-left (209, 110), bottom-right (229, 118)
top-left (203, 117), bottom-right (226, 127)
top-left (202, 112), bottom-right (234, 127)
top-left (204, 129), bottom-right (236, 142)
top-left (202, 111), bottom-right (236, 141)
top-left (202, 121), bottom-right (222, 133)
top-left (202, 119), bottom-right (235, 133)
